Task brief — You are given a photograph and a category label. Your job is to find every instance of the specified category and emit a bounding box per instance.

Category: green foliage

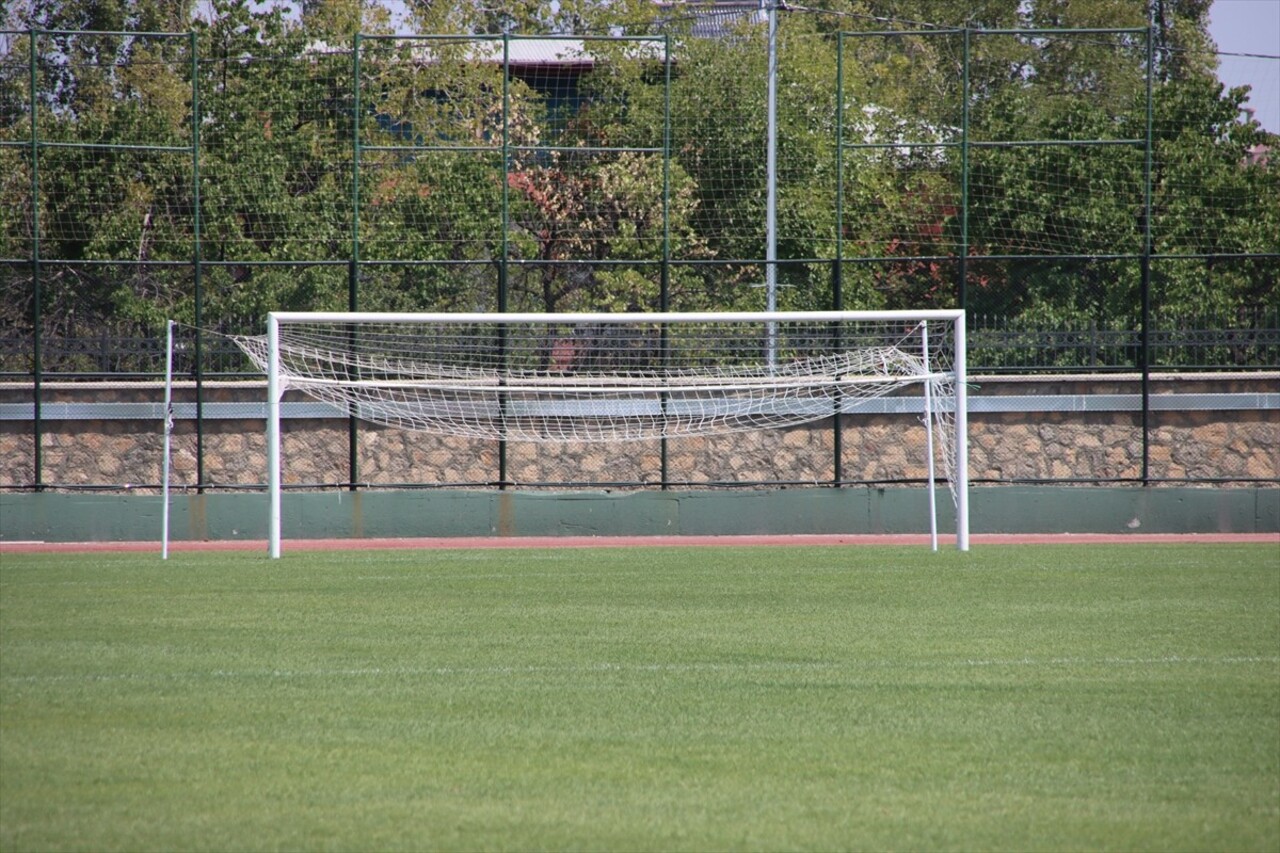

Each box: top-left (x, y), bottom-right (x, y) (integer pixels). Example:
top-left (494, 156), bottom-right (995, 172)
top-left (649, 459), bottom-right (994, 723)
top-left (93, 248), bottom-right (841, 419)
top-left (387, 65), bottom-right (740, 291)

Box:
top-left (0, 1), bottom-right (1275, 367)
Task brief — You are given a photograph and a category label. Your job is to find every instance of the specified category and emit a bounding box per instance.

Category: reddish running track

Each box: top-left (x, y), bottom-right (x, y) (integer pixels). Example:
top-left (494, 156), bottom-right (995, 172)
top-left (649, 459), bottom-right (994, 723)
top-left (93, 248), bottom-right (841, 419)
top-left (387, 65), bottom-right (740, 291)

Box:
top-left (1, 532), bottom-right (1275, 554)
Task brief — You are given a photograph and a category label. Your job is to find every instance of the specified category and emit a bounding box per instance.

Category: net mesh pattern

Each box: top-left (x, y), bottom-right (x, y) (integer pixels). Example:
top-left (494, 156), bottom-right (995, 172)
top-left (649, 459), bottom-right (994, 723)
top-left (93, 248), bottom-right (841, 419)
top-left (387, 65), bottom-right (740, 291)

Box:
top-left (234, 318), bottom-right (958, 482)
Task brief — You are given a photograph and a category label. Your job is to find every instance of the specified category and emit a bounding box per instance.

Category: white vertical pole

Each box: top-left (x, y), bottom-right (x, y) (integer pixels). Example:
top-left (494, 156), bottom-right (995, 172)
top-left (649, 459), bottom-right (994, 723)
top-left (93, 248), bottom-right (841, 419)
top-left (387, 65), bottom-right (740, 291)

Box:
top-left (267, 313), bottom-right (282, 558)
top-left (161, 320), bottom-right (174, 560)
top-left (954, 312), bottom-right (970, 551)
top-left (921, 322), bottom-right (938, 552)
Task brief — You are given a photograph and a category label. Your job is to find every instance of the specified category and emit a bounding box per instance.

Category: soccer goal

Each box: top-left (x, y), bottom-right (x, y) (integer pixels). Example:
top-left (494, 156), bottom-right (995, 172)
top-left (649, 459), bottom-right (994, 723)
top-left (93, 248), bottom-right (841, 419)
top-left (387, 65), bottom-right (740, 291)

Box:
top-left (234, 310), bottom-right (969, 556)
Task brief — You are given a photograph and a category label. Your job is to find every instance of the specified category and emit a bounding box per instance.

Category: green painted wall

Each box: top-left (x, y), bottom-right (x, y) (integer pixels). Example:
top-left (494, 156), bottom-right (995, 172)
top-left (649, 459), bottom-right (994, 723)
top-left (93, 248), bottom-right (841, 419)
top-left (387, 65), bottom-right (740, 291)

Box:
top-left (2, 487), bottom-right (1276, 543)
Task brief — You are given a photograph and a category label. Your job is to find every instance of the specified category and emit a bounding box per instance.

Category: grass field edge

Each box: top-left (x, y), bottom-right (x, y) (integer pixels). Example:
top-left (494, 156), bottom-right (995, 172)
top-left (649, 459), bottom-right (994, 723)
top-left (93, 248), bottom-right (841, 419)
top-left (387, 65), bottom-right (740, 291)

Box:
top-left (2, 532), bottom-right (1277, 554)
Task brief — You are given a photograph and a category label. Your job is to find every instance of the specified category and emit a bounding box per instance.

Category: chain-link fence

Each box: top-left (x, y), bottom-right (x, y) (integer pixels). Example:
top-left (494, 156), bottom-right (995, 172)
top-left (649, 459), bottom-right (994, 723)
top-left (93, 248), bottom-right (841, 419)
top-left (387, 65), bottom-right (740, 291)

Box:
top-left (0, 21), bottom-right (1276, 492)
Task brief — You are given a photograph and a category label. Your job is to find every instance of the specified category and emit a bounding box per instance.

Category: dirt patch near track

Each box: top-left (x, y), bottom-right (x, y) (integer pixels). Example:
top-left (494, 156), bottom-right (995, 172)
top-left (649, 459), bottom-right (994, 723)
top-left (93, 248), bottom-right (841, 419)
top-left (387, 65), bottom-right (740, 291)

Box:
top-left (2, 532), bottom-right (1276, 554)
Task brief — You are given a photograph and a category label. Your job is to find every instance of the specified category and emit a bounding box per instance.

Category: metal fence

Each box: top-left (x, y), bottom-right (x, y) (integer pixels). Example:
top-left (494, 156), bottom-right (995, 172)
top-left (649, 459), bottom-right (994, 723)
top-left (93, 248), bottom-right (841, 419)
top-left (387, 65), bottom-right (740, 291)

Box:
top-left (3, 293), bottom-right (1277, 379)
top-left (0, 23), bottom-right (1276, 491)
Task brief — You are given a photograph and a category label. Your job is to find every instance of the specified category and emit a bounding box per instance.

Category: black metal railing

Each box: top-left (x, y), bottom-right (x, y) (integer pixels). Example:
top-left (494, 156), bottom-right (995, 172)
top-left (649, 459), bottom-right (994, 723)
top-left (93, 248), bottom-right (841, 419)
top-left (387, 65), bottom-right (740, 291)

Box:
top-left (968, 307), bottom-right (1280, 373)
top-left (5, 309), bottom-right (1276, 379)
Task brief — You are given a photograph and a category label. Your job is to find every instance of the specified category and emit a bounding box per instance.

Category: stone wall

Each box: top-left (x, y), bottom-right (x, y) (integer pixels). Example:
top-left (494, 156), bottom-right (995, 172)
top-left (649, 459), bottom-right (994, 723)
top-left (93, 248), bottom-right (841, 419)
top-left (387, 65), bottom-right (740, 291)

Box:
top-left (1, 375), bottom-right (1276, 489)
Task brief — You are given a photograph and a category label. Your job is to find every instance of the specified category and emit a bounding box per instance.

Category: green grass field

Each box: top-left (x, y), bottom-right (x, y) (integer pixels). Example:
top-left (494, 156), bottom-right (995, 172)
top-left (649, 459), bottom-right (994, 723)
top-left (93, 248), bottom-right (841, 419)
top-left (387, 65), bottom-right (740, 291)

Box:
top-left (2, 543), bottom-right (1277, 851)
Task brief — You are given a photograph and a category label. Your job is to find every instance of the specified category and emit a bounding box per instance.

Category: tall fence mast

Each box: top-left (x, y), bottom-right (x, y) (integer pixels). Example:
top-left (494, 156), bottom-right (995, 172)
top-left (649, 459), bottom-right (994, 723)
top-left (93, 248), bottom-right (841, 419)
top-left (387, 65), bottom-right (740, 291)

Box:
top-left (191, 29), bottom-right (205, 494)
top-left (349, 32), bottom-right (363, 492)
top-left (29, 28), bottom-right (42, 491)
top-left (764, 0), bottom-right (778, 368)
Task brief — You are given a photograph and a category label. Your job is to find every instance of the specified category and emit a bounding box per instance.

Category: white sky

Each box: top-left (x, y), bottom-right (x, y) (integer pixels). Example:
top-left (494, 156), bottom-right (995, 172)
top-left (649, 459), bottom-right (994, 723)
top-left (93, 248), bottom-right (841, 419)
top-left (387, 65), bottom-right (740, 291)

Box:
top-left (1209, 0), bottom-right (1280, 130)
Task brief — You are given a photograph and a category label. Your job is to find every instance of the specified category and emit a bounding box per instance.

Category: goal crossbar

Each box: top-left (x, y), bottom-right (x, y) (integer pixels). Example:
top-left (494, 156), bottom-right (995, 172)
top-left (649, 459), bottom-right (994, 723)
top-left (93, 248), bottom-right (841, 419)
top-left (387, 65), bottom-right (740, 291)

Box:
top-left (258, 370), bottom-right (954, 394)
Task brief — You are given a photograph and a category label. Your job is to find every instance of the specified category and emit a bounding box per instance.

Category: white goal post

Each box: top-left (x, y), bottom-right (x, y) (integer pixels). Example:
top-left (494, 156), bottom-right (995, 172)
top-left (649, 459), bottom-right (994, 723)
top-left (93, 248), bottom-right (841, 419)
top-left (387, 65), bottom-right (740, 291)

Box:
top-left (238, 310), bottom-right (969, 557)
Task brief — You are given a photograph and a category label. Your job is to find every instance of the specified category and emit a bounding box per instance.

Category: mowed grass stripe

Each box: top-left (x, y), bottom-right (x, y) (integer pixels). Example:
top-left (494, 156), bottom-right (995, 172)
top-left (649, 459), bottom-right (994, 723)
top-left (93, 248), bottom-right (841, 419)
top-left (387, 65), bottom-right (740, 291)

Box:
top-left (2, 544), bottom-right (1277, 852)
top-left (5, 654), bottom-right (1278, 687)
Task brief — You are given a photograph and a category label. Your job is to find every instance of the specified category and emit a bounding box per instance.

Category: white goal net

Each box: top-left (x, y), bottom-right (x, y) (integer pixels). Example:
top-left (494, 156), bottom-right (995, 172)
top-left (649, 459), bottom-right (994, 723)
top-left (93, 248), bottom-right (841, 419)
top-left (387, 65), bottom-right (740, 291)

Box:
top-left (233, 310), bottom-right (969, 555)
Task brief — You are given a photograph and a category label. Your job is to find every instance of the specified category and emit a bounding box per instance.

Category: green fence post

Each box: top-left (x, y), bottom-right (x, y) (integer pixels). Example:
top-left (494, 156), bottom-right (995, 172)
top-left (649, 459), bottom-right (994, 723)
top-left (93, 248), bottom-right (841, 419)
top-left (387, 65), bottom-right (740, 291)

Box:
top-left (349, 33), bottom-right (362, 491)
top-left (1141, 25), bottom-right (1155, 484)
top-left (661, 34), bottom-right (671, 489)
top-left (835, 32), bottom-right (844, 309)
top-left (28, 28), bottom-right (41, 491)
top-left (191, 29), bottom-right (205, 493)
top-left (833, 33), bottom-right (845, 485)
top-left (498, 34), bottom-right (510, 489)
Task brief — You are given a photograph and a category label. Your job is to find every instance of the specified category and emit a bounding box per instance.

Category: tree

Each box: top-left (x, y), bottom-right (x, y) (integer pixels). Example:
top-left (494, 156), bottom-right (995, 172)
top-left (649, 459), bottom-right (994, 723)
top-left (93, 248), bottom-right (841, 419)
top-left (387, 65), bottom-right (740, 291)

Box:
top-left (1, 2), bottom-right (197, 345)
top-left (500, 52), bottom-right (711, 312)
top-left (0, 0), bottom-right (1274, 370)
